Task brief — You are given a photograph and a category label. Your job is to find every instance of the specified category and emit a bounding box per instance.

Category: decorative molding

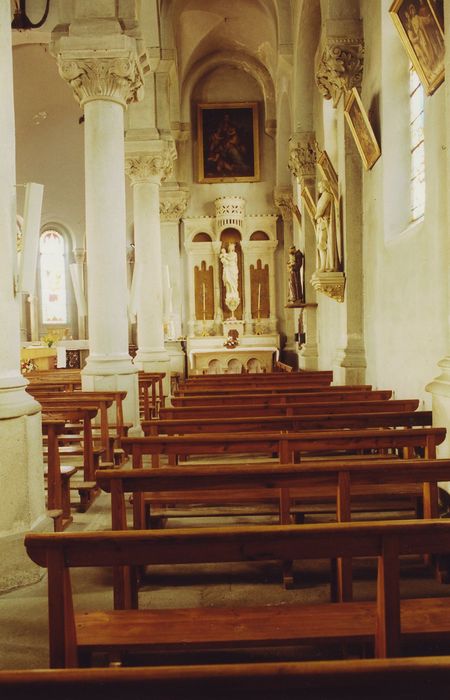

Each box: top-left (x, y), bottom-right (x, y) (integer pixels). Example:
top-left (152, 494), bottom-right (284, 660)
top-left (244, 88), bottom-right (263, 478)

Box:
top-left (160, 191), bottom-right (189, 222)
top-left (215, 196), bottom-right (246, 231)
top-left (315, 37), bottom-right (364, 107)
top-left (56, 49), bottom-right (144, 107)
top-left (288, 134), bottom-right (317, 182)
top-left (310, 271), bottom-right (345, 303)
top-left (125, 150), bottom-right (175, 185)
top-left (273, 188), bottom-right (295, 222)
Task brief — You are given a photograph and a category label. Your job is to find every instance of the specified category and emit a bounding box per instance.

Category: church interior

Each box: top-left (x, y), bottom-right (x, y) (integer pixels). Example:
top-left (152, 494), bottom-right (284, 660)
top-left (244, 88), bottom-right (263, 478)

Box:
top-left (2, 0), bottom-right (450, 695)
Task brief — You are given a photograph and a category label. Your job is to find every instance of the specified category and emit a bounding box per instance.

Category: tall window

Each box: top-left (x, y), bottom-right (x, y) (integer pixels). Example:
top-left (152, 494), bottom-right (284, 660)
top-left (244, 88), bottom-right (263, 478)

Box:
top-left (409, 66), bottom-right (425, 221)
top-left (39, 230), bottom-right (67, 324)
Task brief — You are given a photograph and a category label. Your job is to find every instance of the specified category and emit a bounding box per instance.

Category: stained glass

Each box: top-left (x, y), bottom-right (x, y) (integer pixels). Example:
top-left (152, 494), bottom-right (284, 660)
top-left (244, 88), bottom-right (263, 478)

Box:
top-left (39, 230), bottom-right (67, 324)
top-left (410, 66), bottom-right (425, 222)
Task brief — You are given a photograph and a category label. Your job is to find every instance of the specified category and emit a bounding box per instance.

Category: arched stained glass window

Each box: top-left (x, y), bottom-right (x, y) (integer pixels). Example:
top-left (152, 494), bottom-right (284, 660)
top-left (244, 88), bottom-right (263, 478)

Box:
top-left (409, 65), bottom-right (425, 222)
top-left (39, 230), bottom-right (67, 324)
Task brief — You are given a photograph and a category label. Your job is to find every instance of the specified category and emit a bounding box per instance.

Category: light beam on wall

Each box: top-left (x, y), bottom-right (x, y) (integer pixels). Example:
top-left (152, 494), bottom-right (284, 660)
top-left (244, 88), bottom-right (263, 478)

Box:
top-left (17, 182), bottom-right (44, 296)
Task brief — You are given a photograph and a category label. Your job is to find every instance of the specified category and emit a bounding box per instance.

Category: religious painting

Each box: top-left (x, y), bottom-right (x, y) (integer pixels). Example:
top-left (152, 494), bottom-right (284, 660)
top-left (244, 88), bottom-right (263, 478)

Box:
top-left (197, 102), bottom-right (260, 183)
top-left (344, 88), bottom-right (381, 170)
top-left (317, 149), bottom-right (338, 200)
top-left (389, 0), bottom-right (444, 95)
top-left (301, 185), bottom-right (316, 225)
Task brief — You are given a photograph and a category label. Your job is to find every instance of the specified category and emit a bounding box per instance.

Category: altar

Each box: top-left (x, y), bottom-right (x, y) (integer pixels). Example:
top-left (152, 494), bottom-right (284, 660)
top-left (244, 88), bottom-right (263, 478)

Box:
top-left (189, 346), bottom-right (278, 375)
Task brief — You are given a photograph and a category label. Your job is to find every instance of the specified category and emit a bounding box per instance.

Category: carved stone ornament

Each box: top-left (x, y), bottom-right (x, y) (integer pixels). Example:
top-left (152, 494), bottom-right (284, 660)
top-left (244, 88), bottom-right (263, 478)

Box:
top-left (288, 136), bottom-right (317, 182)
top-left (57, 50), bottom-right (144, 107)
top-left (160, 193), bottom-right (189, 222)
top-left (316, 38), bottom-right (364, 107)
top-left (274, 189), bottom-right (294, 222)
top-left (125, 152), bottom-right (175, 185)
top-left (310, 270), bottom-right (346, 303)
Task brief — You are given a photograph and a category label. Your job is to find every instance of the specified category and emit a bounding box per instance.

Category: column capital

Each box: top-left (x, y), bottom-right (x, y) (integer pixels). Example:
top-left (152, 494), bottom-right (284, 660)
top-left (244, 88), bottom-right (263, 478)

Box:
top-left (273, 187), bottom-right (295, 223)
top-left (160, 190), bottom-right (189, 222)
top-left (288, 133), bottom-right (317, 184)
top-left (315, 22), bottom-right (364, 107)
top-left (53, 37), bottom-right (144, 107)
top-left (125, 141), bottom-right (177, 185)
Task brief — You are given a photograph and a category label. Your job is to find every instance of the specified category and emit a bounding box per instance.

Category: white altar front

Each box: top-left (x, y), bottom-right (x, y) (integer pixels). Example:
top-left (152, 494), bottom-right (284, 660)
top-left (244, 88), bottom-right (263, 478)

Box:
top-left (188, 345), bottom-right (279, 375)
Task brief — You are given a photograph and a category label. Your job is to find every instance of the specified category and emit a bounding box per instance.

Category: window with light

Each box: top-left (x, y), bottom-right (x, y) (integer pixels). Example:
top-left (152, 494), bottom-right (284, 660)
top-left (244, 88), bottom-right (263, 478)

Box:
top-left (409, 66), bottom-right (425, 222)
top-left (39, 230), bottom-right (68, 324)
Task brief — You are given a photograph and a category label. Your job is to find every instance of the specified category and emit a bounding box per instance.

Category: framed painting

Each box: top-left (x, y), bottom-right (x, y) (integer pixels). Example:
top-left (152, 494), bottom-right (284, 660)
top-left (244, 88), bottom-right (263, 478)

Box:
top-left (197, 102), bottom-right (260, 183)
top-left (344, 88), bottom-right (381, 170)
top-left (317, 149), bottom-right (338, 200)
top-left (389, 0), bottom-right (444, 95)
top-left (301, 185), bottom-right (316, 224)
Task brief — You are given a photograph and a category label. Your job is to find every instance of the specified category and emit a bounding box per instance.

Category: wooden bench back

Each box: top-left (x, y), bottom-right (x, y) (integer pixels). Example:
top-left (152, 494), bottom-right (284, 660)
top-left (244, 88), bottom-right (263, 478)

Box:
top-left (174, 384), bottom-right (372, 398)
top-left (142, 410), bottom-right (433, 436)
top-left (171, 389), bottom-right (393, 407)
top-left (159, 398), bottom-right (420, 420)
top-left (122, 427), bottom-right (446, 467)
top-left (2, 657), bottom-right (450, 700)
top-left (24, 519), bottom-right (450, 664)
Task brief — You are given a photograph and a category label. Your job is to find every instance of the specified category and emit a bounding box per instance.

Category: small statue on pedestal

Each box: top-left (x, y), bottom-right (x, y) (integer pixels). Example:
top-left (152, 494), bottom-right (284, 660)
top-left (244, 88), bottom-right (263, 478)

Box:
top-left (287, 245), bottom-right (304, 303)
top-left (220, 242), bottom-right (240, 318)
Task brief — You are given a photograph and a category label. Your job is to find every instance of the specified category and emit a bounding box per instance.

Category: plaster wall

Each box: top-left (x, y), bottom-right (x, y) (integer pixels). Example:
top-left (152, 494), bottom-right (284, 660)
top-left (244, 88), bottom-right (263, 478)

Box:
top-left (186, 65), bottom-right (276, 217)
top-left (361, 0), bottom-right (447, 404)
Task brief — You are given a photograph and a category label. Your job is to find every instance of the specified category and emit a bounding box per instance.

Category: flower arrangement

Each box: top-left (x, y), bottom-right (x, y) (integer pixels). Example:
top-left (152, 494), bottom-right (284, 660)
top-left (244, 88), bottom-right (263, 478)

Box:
top-left (21, 358), bottom-right (37, 373)
top-left (41, 331), bottom-right (58, 347)
top-left (224, 329), bottom-right (239, 349)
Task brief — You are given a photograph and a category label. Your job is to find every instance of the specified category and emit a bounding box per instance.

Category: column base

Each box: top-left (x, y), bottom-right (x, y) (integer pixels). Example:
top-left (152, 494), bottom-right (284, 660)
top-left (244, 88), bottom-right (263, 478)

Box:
top-left (82, 354), bottom-right (140, 433)
top-left (426, 357), bottom-right (450, 493)
top-left (298, 342), bottom-right (319, 370)
top-left (0, 409), bottom-right (50, 593)
top-left (133, 348), bottom-right (171, 396)
top-left (332, 346), bottom-right (366, 385)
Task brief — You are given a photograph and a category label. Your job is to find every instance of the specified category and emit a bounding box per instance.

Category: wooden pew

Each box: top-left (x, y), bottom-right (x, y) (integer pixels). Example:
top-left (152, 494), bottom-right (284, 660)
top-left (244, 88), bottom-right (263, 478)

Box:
top-left (178, 374), bottom-right (333, 391)
top-left (29, 391), bottom-right (126, 464)
top-left (171, 389), bottom-right (393, 407)
top-left (24, 520), bottom-right (450, 667)
top-left (184, 368), bottom-right (334, 382)
top-left (43, 407), bottom-right (103, 511)
top-left (174, 384), bottom-right (373, 399)
top-left (27, 369), bottom-right (82, 391)
top-left (97, 458), bottom-right (448, 597)
top-left (41, 417), bottom-right (75, 531)
top-left (3, 657), bottom-right (450, 700)
top-left (160, 398), bottom-right (420, 420)
top-left (122, 427), bottom-right (446, 468)
top-left (138, 372), bottom-right (166, 420)
top-left (142, 410), bottom-right (433, 437)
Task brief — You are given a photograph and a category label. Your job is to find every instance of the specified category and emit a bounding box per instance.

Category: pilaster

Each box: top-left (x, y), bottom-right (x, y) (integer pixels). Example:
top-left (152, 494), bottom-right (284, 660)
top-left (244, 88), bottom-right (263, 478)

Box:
top-left (274, 187), bottom-right (296, 357)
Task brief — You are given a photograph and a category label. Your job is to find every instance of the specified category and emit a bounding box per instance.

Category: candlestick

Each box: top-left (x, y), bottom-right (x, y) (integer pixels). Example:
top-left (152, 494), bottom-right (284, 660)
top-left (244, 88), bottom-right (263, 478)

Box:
top-left (202, 281), bottom-right (206, 320)
top-left (257, 282), bottom-right (261, 319)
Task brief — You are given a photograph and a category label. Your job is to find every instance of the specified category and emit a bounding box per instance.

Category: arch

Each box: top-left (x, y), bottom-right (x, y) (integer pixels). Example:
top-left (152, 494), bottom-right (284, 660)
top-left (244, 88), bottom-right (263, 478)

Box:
top-left (227, 358), bottom-right (242, 374)
top-left (181, 51), bottom-right (276, 136)
top-left (193, 232), bottom-right (212, 242)
top-left (250, 231), bottom-right (270, 240)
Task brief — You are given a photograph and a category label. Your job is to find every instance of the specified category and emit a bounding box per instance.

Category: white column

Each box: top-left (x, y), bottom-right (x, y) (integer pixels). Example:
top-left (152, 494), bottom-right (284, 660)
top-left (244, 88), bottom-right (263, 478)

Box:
top-left (73, 248), bottom-right (87, 339)
top-left (53, 36), bottom-right (144, 433)
top-left (426, 0), bottom-right (450, 466)
top-left (125, 145), bottom-right (176, 391)
top-left (0, 1), bottom-right (48, 593)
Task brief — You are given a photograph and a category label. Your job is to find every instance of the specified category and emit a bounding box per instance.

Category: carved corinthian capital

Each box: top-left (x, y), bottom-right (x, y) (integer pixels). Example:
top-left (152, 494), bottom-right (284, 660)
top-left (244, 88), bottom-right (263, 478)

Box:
top-left (288, 134), bottom-right (317, 183)
top-left (125, 151), bottom-right (175, 185)
top-left (315, 36), bottom-right (364, 107)
top-left (56, 48), bottom-right (144, 107)
top-left (160, 191), bottom-right (189, 222)
top-left (274, 188), bottom-right (295, 222)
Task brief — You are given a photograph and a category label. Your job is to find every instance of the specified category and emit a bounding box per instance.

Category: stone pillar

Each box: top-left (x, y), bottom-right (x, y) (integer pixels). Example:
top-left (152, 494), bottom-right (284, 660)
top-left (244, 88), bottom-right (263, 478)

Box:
top-left (73, 247), bottom-right (87, 339)
top-left (0, 2), bottom-right (49, 593)
top-left (160, 188), bottom-right (189, 341)
top-left (288, 132), bottom-right (319, 369)
top-left (274, 188), bottom-right (297, 361)
top-left (313, 20), bottom-right (366, 383)
top-left (53, 34), bottom-right (144, 432)
top-left (426, 0), bottom-right (450, 468)
top-left (125, 143), bottom-right (176, 393)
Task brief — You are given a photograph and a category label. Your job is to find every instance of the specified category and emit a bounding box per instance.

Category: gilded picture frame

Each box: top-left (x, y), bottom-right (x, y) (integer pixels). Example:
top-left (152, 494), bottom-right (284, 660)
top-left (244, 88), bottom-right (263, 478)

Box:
top-left (317, 150), bottom-right (338, 201)
top-left (197, 102), bottom-right (260, 183)
top-left (344, 88), bottom-right (381, 171)
top-left (301, 185), bottom-right (317, 224)
top-left (389, 0), bottom-right (444, 96)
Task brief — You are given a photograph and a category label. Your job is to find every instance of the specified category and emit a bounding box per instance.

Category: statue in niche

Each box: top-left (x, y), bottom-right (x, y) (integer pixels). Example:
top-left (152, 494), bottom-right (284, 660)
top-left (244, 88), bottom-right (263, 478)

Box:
top-left (315, 179), bottom-right (340, 272)
top-left (287, 245), bottom-right (304, 303)
top-left (220, 242), bottom-right (240, 317)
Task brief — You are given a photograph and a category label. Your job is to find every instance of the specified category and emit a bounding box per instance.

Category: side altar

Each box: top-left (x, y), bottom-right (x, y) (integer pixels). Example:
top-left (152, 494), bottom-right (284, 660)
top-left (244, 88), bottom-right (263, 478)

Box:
top-left (184, 196), bottom-right (279, 374)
